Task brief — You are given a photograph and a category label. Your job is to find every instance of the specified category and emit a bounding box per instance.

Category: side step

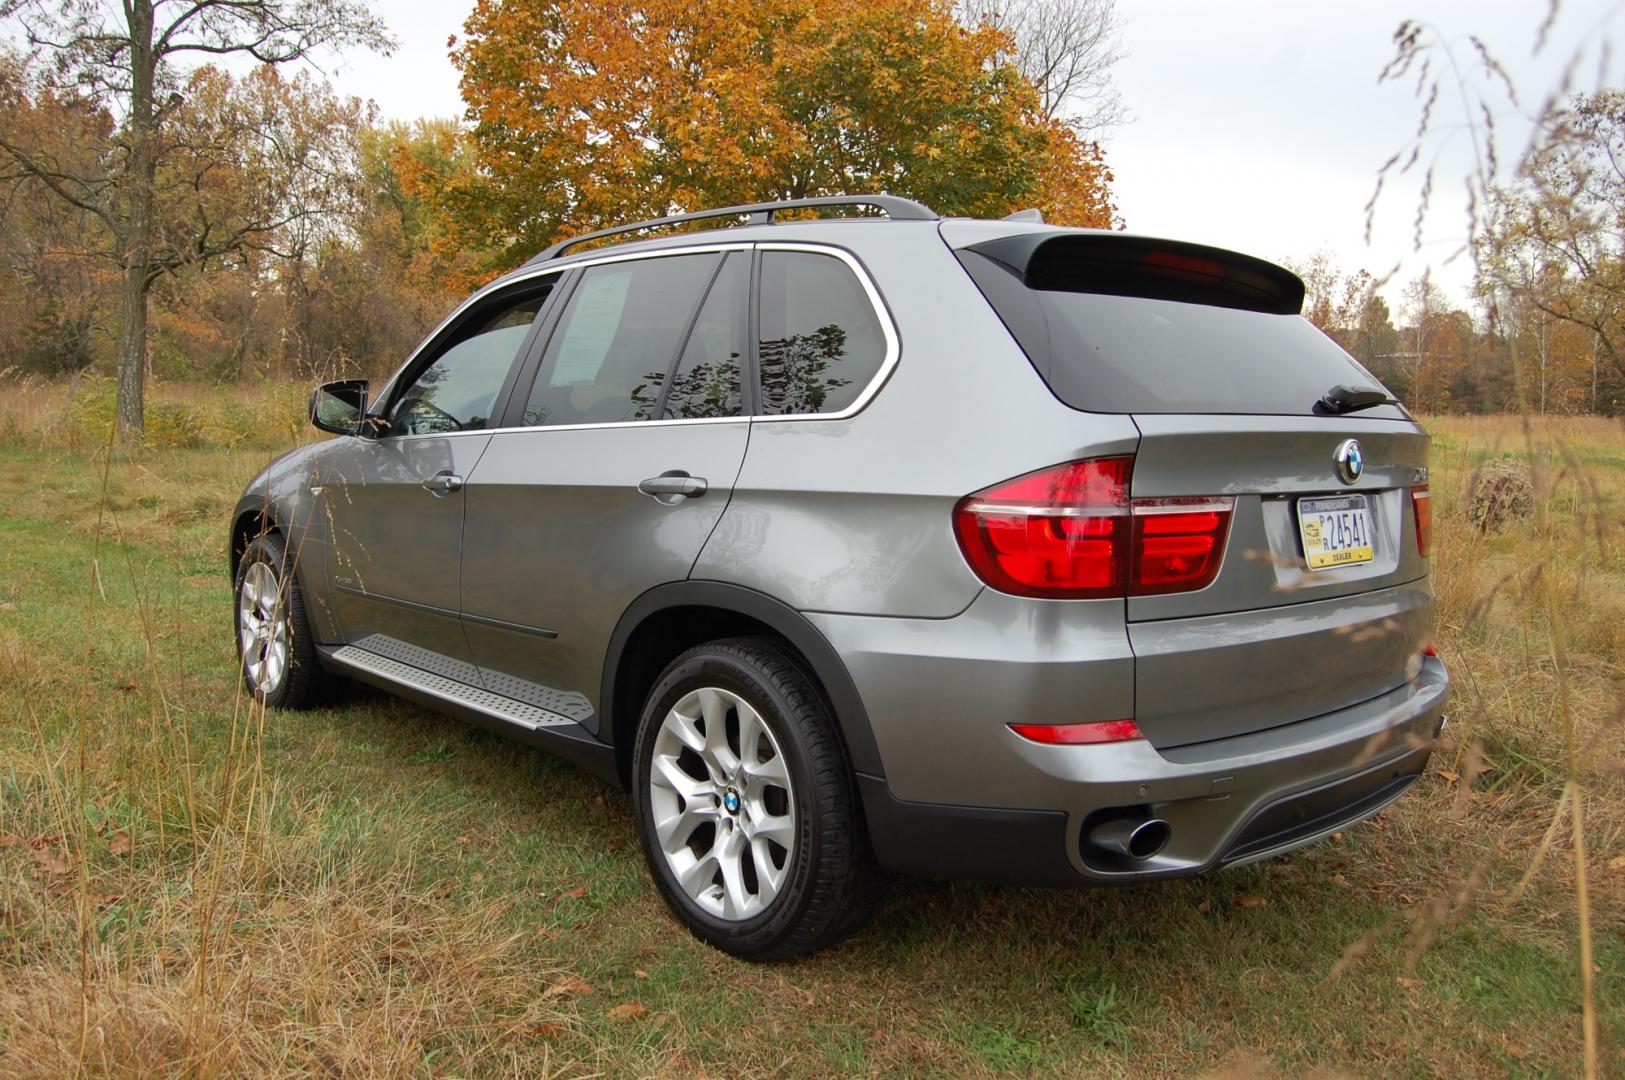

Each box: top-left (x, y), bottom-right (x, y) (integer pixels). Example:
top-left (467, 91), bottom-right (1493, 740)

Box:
top-left (331, 645), bottom-right (579, 730)
top-left (322, 644), bottom-right (621, 786)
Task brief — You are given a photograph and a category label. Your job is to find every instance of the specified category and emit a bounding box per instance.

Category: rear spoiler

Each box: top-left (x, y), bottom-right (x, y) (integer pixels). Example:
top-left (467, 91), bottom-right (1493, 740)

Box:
top-left (962, 232), bottom-right (1305, 316)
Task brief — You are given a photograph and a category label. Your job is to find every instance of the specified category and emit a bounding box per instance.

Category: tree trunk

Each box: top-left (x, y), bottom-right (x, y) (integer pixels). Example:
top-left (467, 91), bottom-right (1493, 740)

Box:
top-left (113, 0), bottom-right (158, 448)
top-left (114, 261), bottom-right (149, 444)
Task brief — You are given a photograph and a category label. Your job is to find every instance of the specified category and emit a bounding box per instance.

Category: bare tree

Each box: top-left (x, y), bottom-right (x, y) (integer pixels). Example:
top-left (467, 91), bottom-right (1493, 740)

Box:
top-left (957, 0), bottom-right (1126, 130)
top-left (0, 0), bottom-right (391, 444)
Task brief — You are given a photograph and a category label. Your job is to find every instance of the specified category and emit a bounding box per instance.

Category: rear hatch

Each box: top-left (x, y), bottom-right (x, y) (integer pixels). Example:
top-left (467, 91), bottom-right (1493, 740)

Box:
top-left (947, 223), bottom-right (1433, 750)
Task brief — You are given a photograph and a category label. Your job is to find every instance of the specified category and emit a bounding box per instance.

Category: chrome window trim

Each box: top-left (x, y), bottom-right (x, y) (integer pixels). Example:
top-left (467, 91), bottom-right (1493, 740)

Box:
top-left (751, 242), bottom-right (901, 423)
top-left (367, 239), bottom-right (899, 437)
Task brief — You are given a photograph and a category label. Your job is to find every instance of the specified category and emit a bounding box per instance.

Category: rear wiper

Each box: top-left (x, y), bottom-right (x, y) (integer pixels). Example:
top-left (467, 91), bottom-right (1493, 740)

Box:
top-left (1316, 384), bottom-right (1400, 415)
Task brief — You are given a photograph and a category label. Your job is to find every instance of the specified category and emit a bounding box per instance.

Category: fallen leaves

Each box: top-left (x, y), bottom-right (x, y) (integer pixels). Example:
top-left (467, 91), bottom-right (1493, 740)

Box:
top-left (32, 845), bottom-right (74, 877)
top-left (606, 1002), bottom-right (648, 1022)
top-left (542, 975), bottom-right (594, 1000)
top-left (1236, 894), bottom-right (1270, 909)
top-left (108, 830), bottom-right (132, 857)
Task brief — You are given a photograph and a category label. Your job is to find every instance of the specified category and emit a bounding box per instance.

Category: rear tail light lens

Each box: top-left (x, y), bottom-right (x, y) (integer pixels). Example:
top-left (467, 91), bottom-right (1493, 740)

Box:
top-left (1129, 499), bottom-right (1234, 595)
top-left (953, 457), bottom-right (1233, 599)
top-left (1009, 719), bottom-right (1144, 745)
top-left (1411, 485), bottom-right (1432, 557)
top-left (953, 457), bottom-right (1132, 599)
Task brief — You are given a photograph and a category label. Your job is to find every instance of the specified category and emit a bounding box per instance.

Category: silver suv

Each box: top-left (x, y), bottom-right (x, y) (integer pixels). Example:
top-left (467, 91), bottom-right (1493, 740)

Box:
top-left (230, 195), bottom-right (1450, 959)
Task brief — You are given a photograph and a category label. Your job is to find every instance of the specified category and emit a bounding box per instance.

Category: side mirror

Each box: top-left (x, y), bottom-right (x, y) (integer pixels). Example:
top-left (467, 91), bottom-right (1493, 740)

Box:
top-left (310, 379), bottom-right (370, 436)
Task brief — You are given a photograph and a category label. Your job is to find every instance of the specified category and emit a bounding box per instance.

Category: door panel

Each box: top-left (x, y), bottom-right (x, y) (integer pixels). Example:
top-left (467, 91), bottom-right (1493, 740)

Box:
top-left (459, 422), bottom-right (750, 728)
top-left (319, 278), bottom-right (558, 683)
top-left (321, 434), bottom-right (491, 684)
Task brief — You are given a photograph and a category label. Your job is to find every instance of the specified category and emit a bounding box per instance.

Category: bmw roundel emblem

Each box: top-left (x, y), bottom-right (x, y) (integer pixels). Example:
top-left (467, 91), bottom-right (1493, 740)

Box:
top-left (723, 788), bottom-right (741, 814)
top-left (1334, 439), bottom-right (1364, 485)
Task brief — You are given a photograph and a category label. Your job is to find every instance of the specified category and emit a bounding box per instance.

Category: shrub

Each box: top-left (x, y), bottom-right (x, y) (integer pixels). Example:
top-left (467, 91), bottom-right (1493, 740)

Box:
top-left (1465, 457), bottom-right (1535, 533)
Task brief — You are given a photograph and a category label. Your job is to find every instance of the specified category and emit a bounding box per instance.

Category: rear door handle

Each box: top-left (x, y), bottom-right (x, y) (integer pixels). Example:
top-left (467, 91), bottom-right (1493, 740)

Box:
top-left (421, 471), bottom-right (464, 496)
top-left (638, 471), bottom-right (707, 504)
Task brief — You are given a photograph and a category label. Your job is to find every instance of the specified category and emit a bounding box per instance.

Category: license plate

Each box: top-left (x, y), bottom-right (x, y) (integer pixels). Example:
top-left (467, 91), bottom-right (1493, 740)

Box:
top-left (1297, 495), bottom-right (1375, 570)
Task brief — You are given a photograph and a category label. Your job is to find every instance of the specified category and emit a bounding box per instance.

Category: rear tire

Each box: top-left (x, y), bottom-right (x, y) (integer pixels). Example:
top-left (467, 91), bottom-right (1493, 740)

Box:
top-left (234, 532), bottom-right (331, 709)
top-left (632, 637), bottom-right (881, 960)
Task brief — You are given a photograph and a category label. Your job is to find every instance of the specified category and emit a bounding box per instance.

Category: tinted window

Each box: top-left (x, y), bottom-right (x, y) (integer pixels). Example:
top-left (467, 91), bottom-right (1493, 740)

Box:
top-left (524, 254), bottom-right (720, 426)
top-left (959, 250), bottom-right (1388, 416)
top-left (661, 253), bottom-right (746, 419)
top-left (385, 288), bottom-right (549, 436)
top-left (757, 252), bottom-right (886, 415)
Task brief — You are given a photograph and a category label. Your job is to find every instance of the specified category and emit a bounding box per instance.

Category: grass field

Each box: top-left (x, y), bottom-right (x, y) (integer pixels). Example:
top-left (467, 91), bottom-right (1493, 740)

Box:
top-left (0, 393), bottom-right (1620, 1077)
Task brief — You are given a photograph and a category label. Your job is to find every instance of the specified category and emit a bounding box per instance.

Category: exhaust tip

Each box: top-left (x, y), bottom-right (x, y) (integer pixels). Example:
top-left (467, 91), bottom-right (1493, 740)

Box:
top-left (1087, 814), bottom-right (1172, 861)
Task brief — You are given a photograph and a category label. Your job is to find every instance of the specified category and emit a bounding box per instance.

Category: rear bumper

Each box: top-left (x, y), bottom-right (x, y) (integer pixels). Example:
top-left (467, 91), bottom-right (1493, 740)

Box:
top-left (852, 655), bottom-right (1449, 885)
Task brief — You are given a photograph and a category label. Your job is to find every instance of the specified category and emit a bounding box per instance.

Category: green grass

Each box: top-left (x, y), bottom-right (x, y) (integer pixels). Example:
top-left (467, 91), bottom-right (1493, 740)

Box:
top-left (0, 415), bottom-right (1621, 1077)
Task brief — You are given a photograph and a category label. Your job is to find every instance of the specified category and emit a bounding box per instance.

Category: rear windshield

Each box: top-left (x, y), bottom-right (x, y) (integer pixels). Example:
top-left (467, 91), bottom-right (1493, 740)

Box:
top-left (957, 249), bottom-right (1389, 416)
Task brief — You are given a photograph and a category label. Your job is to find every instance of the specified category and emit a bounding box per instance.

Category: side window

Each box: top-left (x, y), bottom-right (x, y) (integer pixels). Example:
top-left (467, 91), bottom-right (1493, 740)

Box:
top-left (523, 253), bottom-right (721, 426)
top-left (661, 252), bottom-right (746, 420)
top-left (757, 251), bottom-right (887, 416)
top-left (385, 285), bottom-right (551, 436)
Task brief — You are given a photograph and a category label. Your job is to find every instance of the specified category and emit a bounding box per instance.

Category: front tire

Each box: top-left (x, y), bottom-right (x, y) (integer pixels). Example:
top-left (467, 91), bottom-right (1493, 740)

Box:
top-left (632, 637), bottom-right (880, 960)
top-left (234, 532), bottom-right (330, 709)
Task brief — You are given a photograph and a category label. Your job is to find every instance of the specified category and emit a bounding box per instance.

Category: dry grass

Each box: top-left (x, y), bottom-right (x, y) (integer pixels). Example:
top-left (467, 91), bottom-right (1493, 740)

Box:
top-left (0, 394), bottom-right (1620, 1077)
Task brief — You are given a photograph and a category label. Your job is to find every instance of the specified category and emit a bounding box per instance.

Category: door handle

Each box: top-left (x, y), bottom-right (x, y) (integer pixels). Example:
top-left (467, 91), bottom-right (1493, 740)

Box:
top-left (638, 471), bottom-right (707, 504)
top-left (421, 471), bottom-right (464, 496)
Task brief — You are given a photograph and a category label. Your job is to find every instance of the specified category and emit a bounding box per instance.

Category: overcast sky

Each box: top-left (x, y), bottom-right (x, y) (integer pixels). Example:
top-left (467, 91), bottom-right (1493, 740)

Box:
top-left (316, 1), bottom-right (1622, 312)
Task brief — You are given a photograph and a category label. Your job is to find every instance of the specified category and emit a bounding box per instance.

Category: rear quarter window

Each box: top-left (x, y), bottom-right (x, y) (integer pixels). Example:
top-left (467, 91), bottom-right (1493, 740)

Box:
top-left (757, 251), bottom-right (887, 415)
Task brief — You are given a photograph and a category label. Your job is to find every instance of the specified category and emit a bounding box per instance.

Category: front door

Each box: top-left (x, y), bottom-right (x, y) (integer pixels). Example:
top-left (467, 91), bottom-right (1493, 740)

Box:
top-left (459, 249), bottom-right (753, 727)
top-left (321, 281), bottom-right (556, 683)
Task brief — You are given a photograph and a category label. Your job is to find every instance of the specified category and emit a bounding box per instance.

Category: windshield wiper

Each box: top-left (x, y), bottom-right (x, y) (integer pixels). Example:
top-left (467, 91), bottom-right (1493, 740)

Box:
top-left (1317, 383), bottom-right (1400, 415)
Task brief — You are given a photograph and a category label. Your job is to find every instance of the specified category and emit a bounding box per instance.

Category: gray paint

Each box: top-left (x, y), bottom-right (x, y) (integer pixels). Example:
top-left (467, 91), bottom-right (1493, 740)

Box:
top-left (460, 421), bottom-right (750, 732)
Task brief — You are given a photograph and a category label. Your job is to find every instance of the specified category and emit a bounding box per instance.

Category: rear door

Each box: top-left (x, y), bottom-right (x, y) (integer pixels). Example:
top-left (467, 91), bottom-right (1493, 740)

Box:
top-left (952, 228), bottom-right (1434, 749)
top-left (458, 247), bottom-right (752, 729)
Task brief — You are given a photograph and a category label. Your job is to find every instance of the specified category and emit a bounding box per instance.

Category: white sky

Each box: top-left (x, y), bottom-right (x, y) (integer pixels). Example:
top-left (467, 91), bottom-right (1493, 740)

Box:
top-left (271, 0), bottom-right (1625, 312)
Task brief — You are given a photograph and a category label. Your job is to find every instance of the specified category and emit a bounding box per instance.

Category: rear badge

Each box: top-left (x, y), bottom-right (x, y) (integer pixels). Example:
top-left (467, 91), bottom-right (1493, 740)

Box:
top-left (1334, 439), bottom-right (1364, 485)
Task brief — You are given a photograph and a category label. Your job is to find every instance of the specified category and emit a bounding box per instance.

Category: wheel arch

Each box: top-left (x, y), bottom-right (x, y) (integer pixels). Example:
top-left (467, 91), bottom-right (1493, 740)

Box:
top-left (229, 497), bottom-right (278, 580)
top-left (601, 581), bottom-right (884, 789)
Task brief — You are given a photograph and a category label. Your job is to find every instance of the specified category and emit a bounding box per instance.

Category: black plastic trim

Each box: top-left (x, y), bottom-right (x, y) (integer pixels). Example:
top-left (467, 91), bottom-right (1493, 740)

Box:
top-left (460, 610), bottom-right (561, 640)
top-left (856, 775), bottom-right (1083, 885)
top-left (601, 581), bottom-right (885, 779)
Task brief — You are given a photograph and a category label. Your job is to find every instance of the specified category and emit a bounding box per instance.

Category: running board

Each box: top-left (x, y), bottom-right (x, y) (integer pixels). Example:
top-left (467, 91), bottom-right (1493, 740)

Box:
top-left (323, 644), bottom-right (620, 786)
top-left (329, 645), bottom-right (580, 731)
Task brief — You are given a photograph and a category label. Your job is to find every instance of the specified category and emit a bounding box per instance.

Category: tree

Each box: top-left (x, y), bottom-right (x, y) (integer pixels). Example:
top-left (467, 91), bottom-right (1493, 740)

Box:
top-left (954, 0), bottom-right (1125, 129)
top-left (437, 0), bottom-right (1117, 281)
top-left (0, 56), bottom-right (114, 375)
top-left (1285, 250), bottom-right (1378, 350)
top-left (1479, 91), bottom-right (1625, 398)
top-left (0, 0), bottom-right (390, 444)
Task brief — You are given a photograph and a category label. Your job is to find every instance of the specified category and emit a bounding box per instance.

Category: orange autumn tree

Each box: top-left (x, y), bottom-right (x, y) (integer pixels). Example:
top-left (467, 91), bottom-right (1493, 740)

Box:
top-left (426, 0), bottom-right (1115, 282)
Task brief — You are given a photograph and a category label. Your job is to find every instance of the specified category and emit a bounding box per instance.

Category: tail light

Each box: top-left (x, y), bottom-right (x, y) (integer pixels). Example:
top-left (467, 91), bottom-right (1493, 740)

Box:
top-left (1411, 485), bottom-right (1432, 557)
top-left (953, 456), bottom-right (1233, 599)
top-left (1131, 499), bottom-right (1236, 595)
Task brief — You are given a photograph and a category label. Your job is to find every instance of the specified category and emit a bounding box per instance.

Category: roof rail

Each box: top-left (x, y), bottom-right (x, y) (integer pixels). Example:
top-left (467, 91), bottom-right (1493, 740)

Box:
top-left (527, 194), bottom-right (938, 264)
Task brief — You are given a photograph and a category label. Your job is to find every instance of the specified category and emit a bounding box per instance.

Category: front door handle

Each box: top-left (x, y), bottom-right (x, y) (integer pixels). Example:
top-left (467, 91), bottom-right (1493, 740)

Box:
top-left (421, 471), bottom-right (464, 496)
top-left (638, 471), bottom-right (707, 504)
